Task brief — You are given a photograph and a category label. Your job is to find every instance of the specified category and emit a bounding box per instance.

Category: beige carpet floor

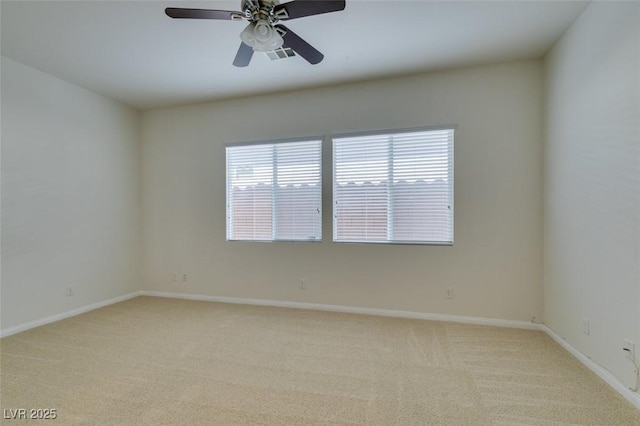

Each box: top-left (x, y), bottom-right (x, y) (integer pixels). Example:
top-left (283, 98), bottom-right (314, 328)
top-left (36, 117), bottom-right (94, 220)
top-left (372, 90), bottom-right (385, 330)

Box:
top-left (1, 296), bottom-right (639, 425)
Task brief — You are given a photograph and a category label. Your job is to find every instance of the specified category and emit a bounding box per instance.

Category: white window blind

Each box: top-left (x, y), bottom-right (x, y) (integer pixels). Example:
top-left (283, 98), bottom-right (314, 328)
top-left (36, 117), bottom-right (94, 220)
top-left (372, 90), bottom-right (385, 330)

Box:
top-left (333, 128), bottom-right (454, 244)
top-left (226, 139), bottom-right (322, 241)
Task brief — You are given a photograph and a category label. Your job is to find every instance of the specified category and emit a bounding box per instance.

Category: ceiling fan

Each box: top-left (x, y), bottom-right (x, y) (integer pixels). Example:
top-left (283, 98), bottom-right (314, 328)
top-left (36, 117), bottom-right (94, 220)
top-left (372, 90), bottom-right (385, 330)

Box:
top-left (165, 0), bottom-right (346, 67)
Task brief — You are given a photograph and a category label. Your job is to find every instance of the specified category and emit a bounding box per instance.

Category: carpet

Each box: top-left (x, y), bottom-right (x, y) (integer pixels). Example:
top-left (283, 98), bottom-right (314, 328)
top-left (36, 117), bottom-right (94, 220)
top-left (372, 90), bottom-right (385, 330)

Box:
top-left (1, 296), bottom-right (639, 425)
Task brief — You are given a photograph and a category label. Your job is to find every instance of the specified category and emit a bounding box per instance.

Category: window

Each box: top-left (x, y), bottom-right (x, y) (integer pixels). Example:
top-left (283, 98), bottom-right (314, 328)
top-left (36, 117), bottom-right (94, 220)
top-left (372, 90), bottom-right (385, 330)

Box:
top-left (226, 139), bottom-right (322, 241)
top-left (333, 127), bottom-right (454, 244)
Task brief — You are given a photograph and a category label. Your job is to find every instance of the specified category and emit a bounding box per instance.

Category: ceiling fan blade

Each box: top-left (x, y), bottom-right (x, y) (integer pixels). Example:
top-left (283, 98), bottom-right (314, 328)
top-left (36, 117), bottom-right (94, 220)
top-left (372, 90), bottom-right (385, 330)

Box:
top-left (233, 42), bottom-right (254, 67)
top-left (165, 8), bottom-right (242, 20)
top-left (274, 0), bottom-right (345, 20)
top-left (276, 24), bottom-right (324, 65)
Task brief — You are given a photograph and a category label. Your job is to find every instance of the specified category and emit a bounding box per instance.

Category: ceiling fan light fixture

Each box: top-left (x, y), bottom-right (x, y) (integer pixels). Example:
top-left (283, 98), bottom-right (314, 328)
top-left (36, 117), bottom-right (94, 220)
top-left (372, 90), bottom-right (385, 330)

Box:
top-left (166, 0), bottom-right (347, 66)
top-left (240, 20), bottom-right (283, 52)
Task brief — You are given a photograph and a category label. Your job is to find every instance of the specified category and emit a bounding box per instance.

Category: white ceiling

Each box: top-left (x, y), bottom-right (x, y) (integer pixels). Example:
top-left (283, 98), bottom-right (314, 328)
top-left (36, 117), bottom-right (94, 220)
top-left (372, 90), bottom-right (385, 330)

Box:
top-left (1, 0), bottom-right (588, 110)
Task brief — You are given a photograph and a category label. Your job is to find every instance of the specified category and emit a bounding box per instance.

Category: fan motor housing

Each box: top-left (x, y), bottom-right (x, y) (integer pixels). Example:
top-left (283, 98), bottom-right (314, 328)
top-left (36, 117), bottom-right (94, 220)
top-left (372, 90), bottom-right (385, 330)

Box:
top-left (242, 0), bottom-right (284, 23)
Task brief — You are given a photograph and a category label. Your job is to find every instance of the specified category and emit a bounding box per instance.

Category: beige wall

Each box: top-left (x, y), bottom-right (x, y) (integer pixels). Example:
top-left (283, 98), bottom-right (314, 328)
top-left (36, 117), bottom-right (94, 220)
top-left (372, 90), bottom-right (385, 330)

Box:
top-left (543, 2), bottom-right (640, 389)
top-left (1, 57), bottom-right (142, 331)
top-left (141, 60), bottom-right (543, 322)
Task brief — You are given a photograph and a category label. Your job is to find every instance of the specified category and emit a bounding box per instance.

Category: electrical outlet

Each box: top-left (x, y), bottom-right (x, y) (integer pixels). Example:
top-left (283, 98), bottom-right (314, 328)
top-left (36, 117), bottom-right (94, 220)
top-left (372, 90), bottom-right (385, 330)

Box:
top-left (299, 279), bottom-right (306, 290)
top-left (182, 273), bottom-right (188, 282)
top-left (623, 340), bottom-right (635, 360)
top-left (66, 286), bottom-right (74, 296)
top-left (445, 287), bottom-right (454, 299)
top-left (582, 318), bottom-right (590, 335)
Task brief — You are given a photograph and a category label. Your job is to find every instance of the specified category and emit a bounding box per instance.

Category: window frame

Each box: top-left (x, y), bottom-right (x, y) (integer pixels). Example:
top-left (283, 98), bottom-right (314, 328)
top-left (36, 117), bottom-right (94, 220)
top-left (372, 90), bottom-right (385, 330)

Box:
top-left (331, 125), bottom-right (455, 246)
top-left (225, 136), bottom-right (323, 243)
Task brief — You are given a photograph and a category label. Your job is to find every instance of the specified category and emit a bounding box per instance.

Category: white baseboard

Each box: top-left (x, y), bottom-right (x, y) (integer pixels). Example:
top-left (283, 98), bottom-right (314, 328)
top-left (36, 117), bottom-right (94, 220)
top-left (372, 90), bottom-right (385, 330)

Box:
top-left (0, 291), bottom-right (142, 338)
top-left (139, 290), bottom-right (541, 330)
top-left (541, 324), bottom-right (640, 411)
